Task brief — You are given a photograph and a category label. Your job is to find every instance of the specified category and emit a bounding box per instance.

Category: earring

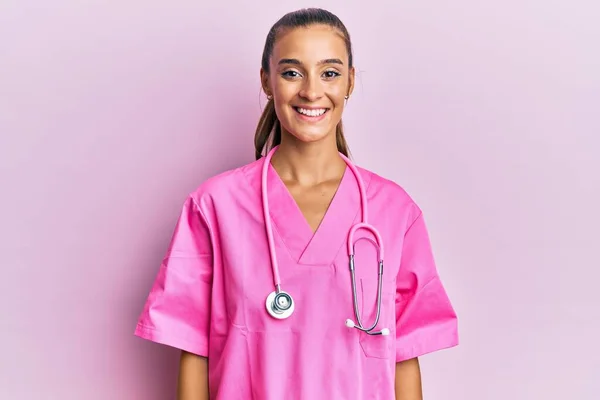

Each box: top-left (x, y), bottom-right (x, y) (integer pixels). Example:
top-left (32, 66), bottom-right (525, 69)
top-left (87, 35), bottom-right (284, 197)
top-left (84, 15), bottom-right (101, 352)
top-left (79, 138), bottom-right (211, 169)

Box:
top-left (267, 94), bottom-right (273, 100)
top-left (344, 95), bottom-right (349, 100)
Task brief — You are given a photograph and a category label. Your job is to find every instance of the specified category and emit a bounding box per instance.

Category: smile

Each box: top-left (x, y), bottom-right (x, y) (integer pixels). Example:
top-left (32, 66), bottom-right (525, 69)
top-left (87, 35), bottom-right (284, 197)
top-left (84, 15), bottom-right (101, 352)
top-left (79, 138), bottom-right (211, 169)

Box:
top-left (294, 107), bottom-right (329, 117)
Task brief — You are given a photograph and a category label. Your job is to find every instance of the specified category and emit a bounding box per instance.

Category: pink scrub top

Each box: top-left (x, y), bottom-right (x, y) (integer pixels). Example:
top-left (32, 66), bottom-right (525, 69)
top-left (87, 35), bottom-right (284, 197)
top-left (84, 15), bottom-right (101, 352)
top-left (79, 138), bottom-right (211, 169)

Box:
top-left (135, 156), bottom-right (458, 399)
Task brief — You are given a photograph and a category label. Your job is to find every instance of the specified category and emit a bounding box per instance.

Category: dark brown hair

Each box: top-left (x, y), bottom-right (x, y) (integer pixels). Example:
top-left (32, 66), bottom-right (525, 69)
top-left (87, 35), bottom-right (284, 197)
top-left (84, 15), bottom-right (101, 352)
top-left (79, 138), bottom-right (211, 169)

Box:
top-left (254, 8), bottom-right (354, 160)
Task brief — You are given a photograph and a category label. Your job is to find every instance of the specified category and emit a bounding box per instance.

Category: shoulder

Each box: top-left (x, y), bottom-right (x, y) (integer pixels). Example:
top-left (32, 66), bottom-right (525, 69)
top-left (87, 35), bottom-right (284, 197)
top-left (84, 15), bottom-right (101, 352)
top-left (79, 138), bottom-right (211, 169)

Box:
top-left (186, 157), bottom-right (263, 207)
top-left (357, 164), bottom-right (423, 222)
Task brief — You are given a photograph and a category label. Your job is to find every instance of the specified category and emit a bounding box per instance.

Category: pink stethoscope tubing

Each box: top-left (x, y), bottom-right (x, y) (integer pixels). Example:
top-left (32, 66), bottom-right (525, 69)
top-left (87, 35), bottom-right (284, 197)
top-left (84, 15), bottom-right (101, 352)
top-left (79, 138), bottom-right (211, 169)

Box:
top-left (261, 146), bottom-right (389, 336)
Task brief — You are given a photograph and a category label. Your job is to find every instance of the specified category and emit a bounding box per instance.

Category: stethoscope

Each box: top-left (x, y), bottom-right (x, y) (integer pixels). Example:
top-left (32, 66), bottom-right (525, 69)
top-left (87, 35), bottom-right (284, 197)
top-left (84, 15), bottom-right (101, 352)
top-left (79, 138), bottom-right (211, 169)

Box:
top-left (261, 146), bottom-right (390, 336)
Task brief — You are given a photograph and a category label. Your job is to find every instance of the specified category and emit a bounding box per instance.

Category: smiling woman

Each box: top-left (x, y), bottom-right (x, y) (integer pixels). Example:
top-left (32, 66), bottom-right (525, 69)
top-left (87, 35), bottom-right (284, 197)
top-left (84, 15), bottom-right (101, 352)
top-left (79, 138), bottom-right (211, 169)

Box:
top-left (255, 9), bottom-right (355, 160)
top-left (262, 28), bottom-right (352, 143)
top-left (134, 7), bottom-right (458, 400)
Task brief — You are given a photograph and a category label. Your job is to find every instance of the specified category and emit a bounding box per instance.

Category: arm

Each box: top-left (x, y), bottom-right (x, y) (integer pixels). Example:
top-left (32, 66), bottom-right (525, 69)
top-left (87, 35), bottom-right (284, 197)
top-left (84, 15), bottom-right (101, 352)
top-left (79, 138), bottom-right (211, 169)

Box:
top-left (177, 351), bottom-right (209, 400)
top-left (134, 196), bottom-right (214, 399)
top-left (395, 357), bottom-right (423, 400)
top-left (394, 211), bottom-right (458, 398)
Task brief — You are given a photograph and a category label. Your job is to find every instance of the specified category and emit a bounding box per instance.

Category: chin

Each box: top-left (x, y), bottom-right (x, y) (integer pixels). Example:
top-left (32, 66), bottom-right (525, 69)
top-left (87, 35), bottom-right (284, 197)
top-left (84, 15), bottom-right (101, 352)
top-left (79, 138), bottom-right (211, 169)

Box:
top-left (285, 128), bottom-right (333, 144)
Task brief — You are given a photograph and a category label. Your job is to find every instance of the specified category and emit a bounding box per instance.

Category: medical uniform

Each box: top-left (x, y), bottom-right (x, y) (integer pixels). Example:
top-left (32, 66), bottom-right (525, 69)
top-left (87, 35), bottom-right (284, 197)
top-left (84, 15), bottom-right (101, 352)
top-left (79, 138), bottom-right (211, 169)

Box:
top-left (135, 152), bottom-right (458, 399)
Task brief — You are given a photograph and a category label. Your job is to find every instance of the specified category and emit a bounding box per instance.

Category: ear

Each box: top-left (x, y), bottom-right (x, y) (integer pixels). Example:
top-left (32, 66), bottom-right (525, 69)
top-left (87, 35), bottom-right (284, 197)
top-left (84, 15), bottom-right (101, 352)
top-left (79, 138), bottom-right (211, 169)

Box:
top-left (260, 68), bottom-right (271, 97)
top-left (347, 66), bottom-right (356, 98)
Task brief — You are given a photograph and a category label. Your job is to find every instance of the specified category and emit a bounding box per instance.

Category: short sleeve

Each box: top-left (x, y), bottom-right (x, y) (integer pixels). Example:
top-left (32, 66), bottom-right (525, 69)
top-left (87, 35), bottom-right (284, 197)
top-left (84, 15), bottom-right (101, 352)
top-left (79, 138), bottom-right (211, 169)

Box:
top-left (395, 211), bottom-right (458, 362)
top-left (134, 196), bottom-right (213, 357)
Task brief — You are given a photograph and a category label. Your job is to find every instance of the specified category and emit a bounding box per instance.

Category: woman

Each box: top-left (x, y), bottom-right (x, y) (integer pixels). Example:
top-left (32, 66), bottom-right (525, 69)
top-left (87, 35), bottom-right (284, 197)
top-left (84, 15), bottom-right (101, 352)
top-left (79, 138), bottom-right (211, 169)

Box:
top-left (135, 8), bottom-right (458, 400)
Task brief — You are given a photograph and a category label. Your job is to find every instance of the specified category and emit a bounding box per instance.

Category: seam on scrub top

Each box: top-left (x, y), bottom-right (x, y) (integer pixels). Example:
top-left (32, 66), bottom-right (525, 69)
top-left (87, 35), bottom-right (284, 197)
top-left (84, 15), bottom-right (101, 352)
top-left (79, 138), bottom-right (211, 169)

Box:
top-left (190, 195), bottom-right (215, 244)
top-left (395, 275), bottom-right (438, 306)
top-left (412, 275), bottom-right (438, 298)
top-left (403, 209), bottom-right (423, 239)
top-left (239, 162), bottom-right (256, 191)
top-left (394, 274), bottom-right (438, 305)
top-left (190, 194), bottom-right (218, 274)
top-left (400, 209), bottom-right (439, 299)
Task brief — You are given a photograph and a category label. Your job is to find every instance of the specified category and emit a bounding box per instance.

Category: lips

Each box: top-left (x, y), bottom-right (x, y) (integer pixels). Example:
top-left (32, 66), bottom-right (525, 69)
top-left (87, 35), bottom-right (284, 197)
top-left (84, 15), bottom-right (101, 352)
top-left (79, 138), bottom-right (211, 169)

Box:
top-left (293, 107), bottom-right (329, 117)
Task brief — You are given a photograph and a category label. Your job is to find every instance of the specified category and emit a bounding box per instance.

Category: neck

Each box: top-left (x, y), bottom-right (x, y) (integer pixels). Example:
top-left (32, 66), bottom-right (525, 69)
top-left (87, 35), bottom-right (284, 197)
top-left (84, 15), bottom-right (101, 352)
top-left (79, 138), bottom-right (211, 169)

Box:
top-left (270, 136), bottom-right (347, 186)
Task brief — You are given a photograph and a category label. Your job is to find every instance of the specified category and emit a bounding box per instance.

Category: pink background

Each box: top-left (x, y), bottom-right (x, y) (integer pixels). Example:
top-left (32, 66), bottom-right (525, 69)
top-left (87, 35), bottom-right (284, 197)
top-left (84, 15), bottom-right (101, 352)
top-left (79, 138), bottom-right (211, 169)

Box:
top-left (1, 1), bottom-right (599, 399)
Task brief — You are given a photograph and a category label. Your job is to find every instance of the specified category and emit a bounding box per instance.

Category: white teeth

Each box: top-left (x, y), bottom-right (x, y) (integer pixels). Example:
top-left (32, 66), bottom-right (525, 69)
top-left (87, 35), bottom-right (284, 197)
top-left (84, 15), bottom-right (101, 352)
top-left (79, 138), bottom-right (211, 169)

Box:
top-left (296, 107), bottom-right (326, 117)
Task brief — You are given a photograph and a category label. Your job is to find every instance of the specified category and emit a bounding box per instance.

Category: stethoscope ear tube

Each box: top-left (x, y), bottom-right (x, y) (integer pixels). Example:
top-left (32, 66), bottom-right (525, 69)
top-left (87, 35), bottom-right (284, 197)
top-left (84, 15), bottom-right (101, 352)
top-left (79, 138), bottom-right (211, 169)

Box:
top-left (345, 255), bottom-right (389, 335)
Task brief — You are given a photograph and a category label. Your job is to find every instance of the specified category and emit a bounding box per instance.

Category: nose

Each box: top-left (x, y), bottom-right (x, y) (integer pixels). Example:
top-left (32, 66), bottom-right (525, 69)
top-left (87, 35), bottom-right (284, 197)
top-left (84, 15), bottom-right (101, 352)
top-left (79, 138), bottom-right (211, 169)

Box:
top-left (298, 75), bottom-right (323, 102)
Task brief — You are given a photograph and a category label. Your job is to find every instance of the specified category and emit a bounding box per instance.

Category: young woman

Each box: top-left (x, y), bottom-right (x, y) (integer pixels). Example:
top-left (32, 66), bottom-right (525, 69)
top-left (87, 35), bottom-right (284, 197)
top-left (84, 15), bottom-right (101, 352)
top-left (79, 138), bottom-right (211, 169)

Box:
top-left (135, 8), bottom-right (458, 400)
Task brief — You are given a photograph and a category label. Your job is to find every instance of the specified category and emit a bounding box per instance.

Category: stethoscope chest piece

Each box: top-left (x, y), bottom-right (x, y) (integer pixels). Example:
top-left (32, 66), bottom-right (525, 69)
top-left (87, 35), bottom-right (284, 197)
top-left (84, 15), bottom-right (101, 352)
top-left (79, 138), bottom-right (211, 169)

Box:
top-left (266, 290), bottom-right (294, 319)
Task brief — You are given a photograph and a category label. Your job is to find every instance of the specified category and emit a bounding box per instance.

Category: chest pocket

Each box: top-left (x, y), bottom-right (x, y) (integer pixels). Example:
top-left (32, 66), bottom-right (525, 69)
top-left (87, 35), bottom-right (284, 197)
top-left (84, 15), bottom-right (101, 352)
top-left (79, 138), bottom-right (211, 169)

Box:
top-left (357, 276), bottom-right (395, 359)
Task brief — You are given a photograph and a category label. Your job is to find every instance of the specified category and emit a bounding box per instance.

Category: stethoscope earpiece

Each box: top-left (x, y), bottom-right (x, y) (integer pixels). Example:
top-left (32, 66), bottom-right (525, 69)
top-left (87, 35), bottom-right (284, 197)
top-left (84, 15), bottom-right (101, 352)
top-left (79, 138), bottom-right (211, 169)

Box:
top-left (345, 318), bottom-right (390, 336)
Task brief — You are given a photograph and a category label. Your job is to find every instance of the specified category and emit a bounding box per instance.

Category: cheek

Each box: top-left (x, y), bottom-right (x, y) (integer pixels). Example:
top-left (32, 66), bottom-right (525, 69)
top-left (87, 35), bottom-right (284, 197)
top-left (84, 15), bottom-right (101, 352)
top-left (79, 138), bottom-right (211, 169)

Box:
top-left (328, 85), bottom-right (347, 107)
top-left (273, 78), bottom-right (297, 99)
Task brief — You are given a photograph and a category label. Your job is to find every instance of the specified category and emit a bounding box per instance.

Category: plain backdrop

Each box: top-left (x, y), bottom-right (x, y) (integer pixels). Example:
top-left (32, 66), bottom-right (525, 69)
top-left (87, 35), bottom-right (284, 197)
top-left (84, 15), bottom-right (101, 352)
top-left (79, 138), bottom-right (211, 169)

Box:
top-left (1, 0), bottom-right (599, 399)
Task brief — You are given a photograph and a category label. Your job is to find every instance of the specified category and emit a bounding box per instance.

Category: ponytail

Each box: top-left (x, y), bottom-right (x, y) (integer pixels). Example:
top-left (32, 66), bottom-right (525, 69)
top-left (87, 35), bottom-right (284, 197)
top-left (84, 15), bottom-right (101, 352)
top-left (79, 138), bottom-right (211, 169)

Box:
top-left (335, 121), bottom-right (351, 159)
top-left (253, 99), bottom-right (351, 160)
top-left (254, 98), bottom-right (281, 160)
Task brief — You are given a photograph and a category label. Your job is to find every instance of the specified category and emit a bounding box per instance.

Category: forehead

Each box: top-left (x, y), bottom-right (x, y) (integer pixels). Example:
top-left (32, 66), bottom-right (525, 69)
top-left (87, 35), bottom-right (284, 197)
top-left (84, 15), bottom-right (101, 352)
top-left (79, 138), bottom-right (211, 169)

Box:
top-left (272, 24), bottom-right (348, 65)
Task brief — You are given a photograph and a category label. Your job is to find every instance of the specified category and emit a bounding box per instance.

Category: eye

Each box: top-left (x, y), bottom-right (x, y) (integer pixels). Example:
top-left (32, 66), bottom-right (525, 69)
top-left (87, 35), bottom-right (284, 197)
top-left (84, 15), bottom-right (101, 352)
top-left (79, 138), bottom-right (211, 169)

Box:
top-left (323, 70), bottom-right (341, 80)
top-left (281, 70), bottom-right (302, 79)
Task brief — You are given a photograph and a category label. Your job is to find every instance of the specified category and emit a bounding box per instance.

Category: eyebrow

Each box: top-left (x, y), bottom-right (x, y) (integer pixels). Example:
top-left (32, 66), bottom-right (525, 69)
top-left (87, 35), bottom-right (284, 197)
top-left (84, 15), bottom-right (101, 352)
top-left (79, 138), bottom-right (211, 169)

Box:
top-left (277, 58), bottom-right (344, 66)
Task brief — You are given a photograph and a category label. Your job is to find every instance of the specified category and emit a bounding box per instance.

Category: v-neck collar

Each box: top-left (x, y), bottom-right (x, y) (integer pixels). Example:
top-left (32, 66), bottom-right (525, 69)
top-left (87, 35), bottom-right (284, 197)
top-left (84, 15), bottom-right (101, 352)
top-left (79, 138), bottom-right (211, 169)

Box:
top-left (265, 160), bottom-right (366, 266)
